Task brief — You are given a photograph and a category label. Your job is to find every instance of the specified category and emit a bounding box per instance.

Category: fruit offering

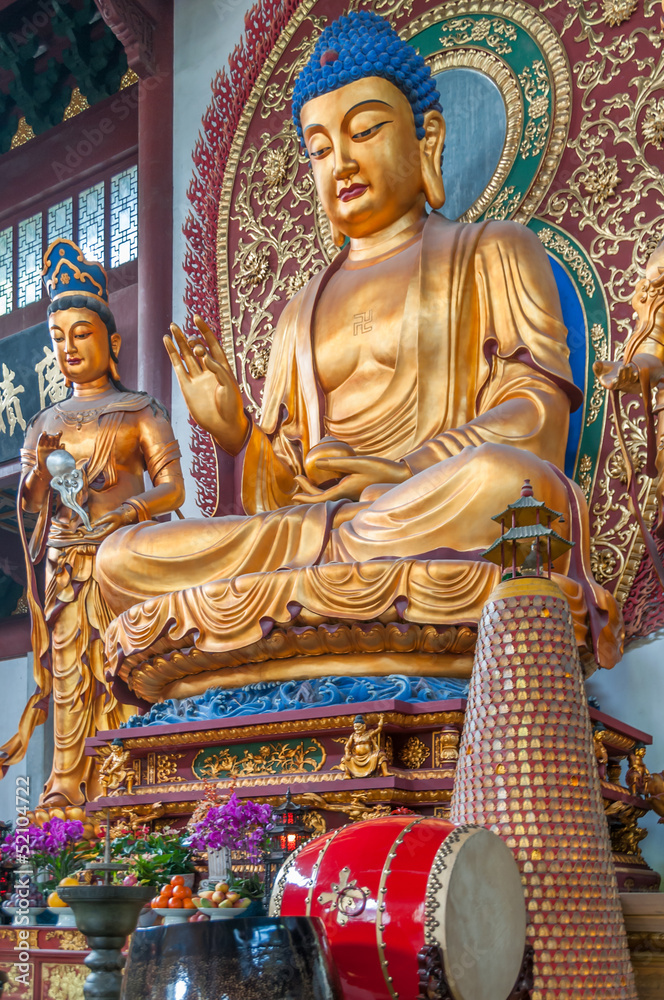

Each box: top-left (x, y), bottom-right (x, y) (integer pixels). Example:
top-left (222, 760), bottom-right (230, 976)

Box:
top-left (191, 882), bottom-right (251, 912)
top-left (150, 874), bottom-right (196, 910)
top-left (7, 883), bottom-right (44, 908)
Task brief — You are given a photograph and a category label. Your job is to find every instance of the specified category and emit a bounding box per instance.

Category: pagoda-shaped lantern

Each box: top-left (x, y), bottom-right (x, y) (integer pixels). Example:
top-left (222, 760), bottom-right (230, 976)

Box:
top-left (263, 790), bottom-right (311, 902)
top-left (482, 479), bottom-right (573, 579)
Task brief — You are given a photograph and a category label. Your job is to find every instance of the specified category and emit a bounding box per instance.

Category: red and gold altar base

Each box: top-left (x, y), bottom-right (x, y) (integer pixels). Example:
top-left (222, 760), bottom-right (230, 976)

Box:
top-left (450, 576), bottom-right (636, 1000)
top-left (270, 814), bottom-right (526, 1000)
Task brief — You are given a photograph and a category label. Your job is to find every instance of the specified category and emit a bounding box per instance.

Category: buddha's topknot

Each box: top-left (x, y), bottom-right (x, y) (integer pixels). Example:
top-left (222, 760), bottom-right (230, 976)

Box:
top-left (292, 10), bottom-right (442, 147)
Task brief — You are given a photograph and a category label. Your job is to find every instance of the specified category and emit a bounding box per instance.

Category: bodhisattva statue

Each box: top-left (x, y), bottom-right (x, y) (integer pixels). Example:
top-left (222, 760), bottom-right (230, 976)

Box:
top-left (98, 11), bottom-right (622, 695)
top-left (0, 239), bottom-right (184, 806)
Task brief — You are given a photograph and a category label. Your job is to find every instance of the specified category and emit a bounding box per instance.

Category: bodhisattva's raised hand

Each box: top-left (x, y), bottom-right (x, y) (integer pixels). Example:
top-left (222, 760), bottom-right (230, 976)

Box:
top-left (164, 315), bottom-right (249, 456)
top-left (36, 430), bottom-right (63, 478)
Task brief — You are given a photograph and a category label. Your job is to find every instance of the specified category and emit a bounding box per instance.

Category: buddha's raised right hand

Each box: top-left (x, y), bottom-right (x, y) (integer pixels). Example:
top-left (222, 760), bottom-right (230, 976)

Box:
top-left (164, 315), bottom-right (249, 456)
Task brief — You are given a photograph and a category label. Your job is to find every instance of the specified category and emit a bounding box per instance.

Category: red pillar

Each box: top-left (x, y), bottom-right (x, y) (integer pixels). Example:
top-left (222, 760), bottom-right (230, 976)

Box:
top-left (137, 1), bottom-right (173, 409)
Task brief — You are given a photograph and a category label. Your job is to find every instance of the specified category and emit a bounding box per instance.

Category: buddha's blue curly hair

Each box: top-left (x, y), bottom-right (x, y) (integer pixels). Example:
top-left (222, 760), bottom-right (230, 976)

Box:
top-left (292, 10), bottom-right (442, 147)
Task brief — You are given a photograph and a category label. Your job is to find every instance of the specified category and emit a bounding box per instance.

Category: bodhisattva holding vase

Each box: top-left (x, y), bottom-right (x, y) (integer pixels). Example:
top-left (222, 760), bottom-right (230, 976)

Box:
top-left (0, 239), bottom-right (184, 806)
top-left (98, 11), bottom-right (622, 699)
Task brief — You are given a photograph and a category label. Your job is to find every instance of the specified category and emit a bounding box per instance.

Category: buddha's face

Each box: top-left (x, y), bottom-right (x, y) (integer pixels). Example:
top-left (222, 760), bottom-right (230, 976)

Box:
top-left (300, 76), bottom-right (444, 239)
top-left (48, 306), bottom-right (120, 385)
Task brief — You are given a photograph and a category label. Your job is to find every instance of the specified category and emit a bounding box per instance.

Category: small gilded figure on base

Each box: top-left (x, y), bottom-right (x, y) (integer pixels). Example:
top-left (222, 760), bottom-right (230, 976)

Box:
top-left (626, 747), bottom-right (649, 798)
top-left (338, 715), bottom-right (390, 779)
top-left (98, 739), bottom-right (136, 797)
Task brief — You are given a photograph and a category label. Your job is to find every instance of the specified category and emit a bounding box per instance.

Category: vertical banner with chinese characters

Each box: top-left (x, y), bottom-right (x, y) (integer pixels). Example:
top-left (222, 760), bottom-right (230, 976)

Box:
top-left (0, 322), bottom-right (67, 464)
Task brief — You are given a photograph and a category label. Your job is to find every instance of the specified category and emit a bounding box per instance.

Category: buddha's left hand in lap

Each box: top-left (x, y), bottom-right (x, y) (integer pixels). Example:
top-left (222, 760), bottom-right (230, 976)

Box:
top-left (293, 454), bottom-right (410, 503)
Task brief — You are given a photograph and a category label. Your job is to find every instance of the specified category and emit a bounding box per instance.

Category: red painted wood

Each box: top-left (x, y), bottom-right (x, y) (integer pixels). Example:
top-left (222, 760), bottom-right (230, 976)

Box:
top-left (0, 88), bottom-right (138, 225)
top-left (136, 0), bottom-right (173, 409)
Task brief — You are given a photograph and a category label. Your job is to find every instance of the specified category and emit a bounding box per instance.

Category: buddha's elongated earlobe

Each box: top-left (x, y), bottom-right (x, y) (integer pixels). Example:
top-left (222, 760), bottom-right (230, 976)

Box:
top-left (421, 110), bottom-right (446, 210)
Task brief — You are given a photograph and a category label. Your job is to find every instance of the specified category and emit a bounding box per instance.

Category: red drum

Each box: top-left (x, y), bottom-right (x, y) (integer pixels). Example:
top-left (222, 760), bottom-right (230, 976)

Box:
top-left (270, 816), bottom-right (525, 1000)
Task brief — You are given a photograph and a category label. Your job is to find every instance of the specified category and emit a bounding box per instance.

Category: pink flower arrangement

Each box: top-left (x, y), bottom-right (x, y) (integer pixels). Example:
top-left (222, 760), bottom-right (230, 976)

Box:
top-left (1, 818), bottom-right (94, 888)
top-left (187, 793), bottom-right (272, 861)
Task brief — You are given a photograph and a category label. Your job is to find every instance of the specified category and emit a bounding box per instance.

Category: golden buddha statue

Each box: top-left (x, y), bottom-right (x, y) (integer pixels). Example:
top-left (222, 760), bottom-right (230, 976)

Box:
top-left (0, 239), bottom-right (184, 805)
top-left (97, 12), bottom-right (621, 701)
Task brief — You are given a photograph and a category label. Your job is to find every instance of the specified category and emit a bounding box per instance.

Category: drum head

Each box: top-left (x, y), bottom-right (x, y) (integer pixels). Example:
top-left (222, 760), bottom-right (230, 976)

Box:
top-left (426, 826), bottom-right (526, 1000)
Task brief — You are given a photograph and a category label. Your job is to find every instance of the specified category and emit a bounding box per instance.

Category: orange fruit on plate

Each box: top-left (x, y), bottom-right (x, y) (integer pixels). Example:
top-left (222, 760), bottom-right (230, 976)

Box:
top-left (160, 885), bottom-right (173, 898)
top-left (182, 898), bottom-right (195, 909)
top-left (48, 890), bottom-right (66, 908)
top-left (170, 875), bottom-right (185, 886)
top-left (150, 896), bottom-right (162, 909)
top-left (172, 885), bottom-right (191, 899)
top-left (167, 897), bottom-right (183, 908)
top-left (59, 877), bottom-right (79, 887)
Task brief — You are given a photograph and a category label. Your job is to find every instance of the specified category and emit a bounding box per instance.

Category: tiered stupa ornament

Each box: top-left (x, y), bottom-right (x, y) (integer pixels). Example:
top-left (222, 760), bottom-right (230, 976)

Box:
top-left (451, 481), bottom-right (636, 999)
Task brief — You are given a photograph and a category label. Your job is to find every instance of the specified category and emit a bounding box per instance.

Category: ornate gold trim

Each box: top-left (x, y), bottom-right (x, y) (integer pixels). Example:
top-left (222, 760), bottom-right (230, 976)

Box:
top-left (427, 47), bottom-right (524, 222)
top-left (268, 840), bottom-right (307, 917)
top-left (306, 829), bottom-right (339, 916)
top-left (402, 0), bottom-right (572, 224)
top-left (121, 623), bottom-right (475, 702)
top-left (90, 786), bottom-right (455, 823)
top-left (114, 710), bottom-right (467, 750)
top-left (376, 817), bottom-right (424, 998)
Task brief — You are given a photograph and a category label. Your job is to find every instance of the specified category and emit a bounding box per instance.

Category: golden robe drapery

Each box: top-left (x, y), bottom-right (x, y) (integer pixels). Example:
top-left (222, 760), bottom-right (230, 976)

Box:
top-left (98, 215), bottom-right (622, 693)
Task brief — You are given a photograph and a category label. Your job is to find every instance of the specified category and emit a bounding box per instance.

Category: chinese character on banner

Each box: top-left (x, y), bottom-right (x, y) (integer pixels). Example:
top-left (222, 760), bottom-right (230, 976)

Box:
top-left (0, 363), bottom-right (26, 437)
top-left (35, 345), bottom-right (67, 409)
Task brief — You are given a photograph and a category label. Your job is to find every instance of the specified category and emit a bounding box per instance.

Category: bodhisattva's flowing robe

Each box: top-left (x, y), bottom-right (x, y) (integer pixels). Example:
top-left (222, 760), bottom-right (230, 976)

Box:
top-left (98, 214), bottom-right (622, 681)
top-left (1, 393), bottom-right (182, 804)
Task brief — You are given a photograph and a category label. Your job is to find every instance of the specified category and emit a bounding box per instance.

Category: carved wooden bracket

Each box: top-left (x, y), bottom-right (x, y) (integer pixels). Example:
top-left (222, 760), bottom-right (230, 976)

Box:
top-left (94, 0), bottom-right (156, 78)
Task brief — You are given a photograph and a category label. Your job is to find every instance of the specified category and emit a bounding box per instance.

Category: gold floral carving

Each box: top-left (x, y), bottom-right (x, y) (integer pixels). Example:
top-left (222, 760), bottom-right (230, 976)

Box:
top-left (586, 324), bottom-right (610, 426)
top-left (3, 963), bottom-right (34, 998)
top-left (44, 930), bottom-right (87, 952)
top-left (536, 228), bottom-right (596, 297)
top-left (537, 0), bottom-right (664, 602)
top-left (41, 963), bottom-right (87, 1000)
top-left (427, 48), bottom-right (523, 223)
top-left (642, 96), bottom-right (664, 148)
top-left (485, 185), bottom-right (523, 221)
top-left (216, 0), bottom-right (323, 406)
top-left (192, 738), bottom-right (325, 778)
top-left (438, 16), bottom-right (517, 54)
top-left (400, 736), bottom-right (431, 769)
top-left (519, 60), bottom-right (551, 159)
top-left (578, 454), bottom-right (593, 500)
top-left (155, 753), bottom-right (185, 784)
top-left (0, 929), bottom-right (38, 948)
top-left (583, 159), bottom-right (621, 206)
top-left (303, 809), bottom-right (327, 836)
top-left (602, 0), bottom-right (638, 27)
